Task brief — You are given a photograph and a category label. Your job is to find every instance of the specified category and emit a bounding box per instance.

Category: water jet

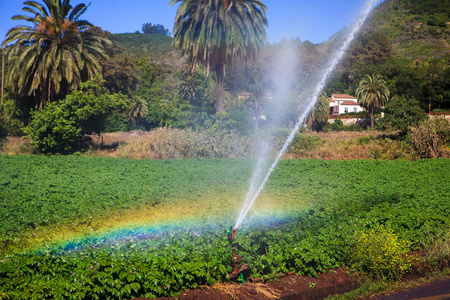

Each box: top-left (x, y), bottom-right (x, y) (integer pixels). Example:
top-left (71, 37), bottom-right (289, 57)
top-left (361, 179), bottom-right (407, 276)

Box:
top-left (235, 0), bottom-right (378, 230)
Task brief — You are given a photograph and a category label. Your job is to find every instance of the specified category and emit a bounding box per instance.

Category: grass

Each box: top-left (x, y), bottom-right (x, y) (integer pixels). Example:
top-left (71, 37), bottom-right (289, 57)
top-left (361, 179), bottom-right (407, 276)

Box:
top-left (327, 269), bottom-right (450, 300)
top-left (285, 131), bottom-right (412, 160)
top-left (1, 129), bottom-right (415, 160)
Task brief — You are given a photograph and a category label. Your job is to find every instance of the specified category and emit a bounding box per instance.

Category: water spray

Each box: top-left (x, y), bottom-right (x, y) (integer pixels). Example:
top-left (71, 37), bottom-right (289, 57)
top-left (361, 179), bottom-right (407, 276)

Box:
top-left (235, 0), bottom-right (377, 230)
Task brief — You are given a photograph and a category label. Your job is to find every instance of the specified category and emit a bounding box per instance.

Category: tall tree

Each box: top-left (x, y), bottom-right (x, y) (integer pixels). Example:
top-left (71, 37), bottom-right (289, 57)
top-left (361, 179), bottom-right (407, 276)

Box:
top-left (127, 96), bottom-right (148, 126)
top-left (245, 83), bottom-right (266, 128)
top-left (170, 0), bottom-right (268, 112)
top-left (2, 0), bottom-right (110, 109)
top-left (356, 74), bottom-right (390, 129)
top-left (308, 92), bottom-right (330, 131)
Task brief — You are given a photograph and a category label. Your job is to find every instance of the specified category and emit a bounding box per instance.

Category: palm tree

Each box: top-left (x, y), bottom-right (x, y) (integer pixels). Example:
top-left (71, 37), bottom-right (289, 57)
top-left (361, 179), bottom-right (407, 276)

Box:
top-left (2, 0), bottom-right (110, 109)
top-left (245, 83), bottom-right (267, 128)
top-left (170, 0), bottom-right (268, 113)
top-left (179, 73), bottom-right (204, 104)
top-left (356, 74), bottom-right (390, 129)
top-left (308, 92), bottom-right (330, 131)
top-left (127, 96), bottom-right (148, 125)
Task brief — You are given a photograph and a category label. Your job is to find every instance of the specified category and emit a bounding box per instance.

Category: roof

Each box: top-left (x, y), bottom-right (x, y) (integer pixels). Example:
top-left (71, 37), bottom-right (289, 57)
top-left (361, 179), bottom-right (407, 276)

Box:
top-left (340, 100), bottom-right (360, 106)
top-left (332, 94), bottom-right (357, 99)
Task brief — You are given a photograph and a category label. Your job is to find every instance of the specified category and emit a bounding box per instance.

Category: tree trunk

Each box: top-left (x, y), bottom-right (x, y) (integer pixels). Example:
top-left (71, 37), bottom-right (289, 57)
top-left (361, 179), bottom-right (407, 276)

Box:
top-left (348, 71), bottom-right (352, 90)
top-left (429, 96), bottom-right (431, 114)
top-left (370, 107), bottom-right (374, 130)
top-left (1, 52), bottom-right (4, 114)
top-left (214, 65), bottom-right (225, 113)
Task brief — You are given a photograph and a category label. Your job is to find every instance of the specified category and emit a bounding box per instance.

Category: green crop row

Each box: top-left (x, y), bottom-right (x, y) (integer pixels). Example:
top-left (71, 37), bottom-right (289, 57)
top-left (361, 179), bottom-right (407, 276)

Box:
top-left (0, 156), bottom-right (449, 298)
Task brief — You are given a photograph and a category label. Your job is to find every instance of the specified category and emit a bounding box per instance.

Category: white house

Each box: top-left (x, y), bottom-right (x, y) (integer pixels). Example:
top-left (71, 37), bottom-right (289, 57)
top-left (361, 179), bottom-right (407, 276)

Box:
top-left (329, 94), bottom-right (364, 116)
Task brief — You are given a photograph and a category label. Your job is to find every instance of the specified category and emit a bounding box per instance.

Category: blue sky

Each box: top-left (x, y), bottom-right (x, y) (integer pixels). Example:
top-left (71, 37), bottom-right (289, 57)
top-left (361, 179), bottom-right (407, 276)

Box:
top-left (0, 0), bottom-right (385, 45)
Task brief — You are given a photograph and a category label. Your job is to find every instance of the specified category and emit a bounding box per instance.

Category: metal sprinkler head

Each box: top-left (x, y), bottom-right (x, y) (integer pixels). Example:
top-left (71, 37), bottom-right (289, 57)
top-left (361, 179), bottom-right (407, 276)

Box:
top-left (227, 226), bottom-right (238, 242)
top-left (226, 226), bottom-right (249, 282)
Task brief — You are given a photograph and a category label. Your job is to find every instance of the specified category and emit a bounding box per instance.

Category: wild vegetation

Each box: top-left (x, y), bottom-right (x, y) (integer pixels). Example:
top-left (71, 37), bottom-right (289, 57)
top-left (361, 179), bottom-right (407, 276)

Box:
top-left (0, 0), bottom-right (449, 298)
top-left (0, 0), bottom-right (449, 153)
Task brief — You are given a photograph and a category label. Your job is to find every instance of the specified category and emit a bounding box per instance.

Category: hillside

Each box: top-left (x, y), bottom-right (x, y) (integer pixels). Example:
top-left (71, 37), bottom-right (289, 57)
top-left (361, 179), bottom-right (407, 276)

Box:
top-left (112, 0), bottom-right (449, 71)
top-left (363, 0), bottom-right (450, 60)
top-left (114, 33), bottom-right (183, 67)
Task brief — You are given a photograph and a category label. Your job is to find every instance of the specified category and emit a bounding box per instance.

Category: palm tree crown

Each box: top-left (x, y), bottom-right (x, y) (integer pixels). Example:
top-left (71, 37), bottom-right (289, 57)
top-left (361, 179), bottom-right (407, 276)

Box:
top-left (170, 0), bottom-right (268, 112)
top-left (356, 74), bottom-right (390, 129)
top-left (2, 0), bottom-right (110, 108)
top-left (308, 92), bottom-right (330, 131)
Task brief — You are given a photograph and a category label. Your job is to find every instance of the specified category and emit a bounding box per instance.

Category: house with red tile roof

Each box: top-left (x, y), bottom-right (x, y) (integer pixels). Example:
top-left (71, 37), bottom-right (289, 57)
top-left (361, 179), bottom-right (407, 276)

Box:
top-left (329, 94), bottom-right (364, 116)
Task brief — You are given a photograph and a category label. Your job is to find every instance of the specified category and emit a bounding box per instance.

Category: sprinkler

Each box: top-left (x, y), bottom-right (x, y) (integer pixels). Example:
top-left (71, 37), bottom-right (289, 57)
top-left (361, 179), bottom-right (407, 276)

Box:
top-left (227, 226), bottom-right (250, 282)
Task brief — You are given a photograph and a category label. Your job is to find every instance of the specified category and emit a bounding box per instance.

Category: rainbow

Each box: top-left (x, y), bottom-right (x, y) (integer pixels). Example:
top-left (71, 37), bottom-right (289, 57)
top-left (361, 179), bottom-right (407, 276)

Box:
top-left (14, 195), bottom-right (308, 255)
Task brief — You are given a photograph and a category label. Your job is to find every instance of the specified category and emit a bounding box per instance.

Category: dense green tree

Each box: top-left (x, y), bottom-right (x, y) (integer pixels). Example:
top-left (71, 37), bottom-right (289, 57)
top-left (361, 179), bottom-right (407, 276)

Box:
top-left (127, 96), bottom-right (148, 126)
top-left (25, 76), bottom-right (129, 153)
top-left (342, 32), bottom-right (393, 90)
top-left (420, 59), bottom-right (449, 113)
top-left (356, 74), bottom-right (390, 129)
top-left (378, 95), bottom-right (426, 134)
top-left (2, 0), bottom-right (110, 108)
top-left (141, 23), bottom-right (170, 35)
top-left (245, 83), bottom-right (267, 128)
top-left (0, 118), bottom-right (7, 148)
top-left (86, 26), bottom-right (139, 94)
top-left (308, 92), bottom-right (330, 131)
top-left (170, 0), bottom-right (268, 112)
top-left (179, 73), bottom-right (205, 104)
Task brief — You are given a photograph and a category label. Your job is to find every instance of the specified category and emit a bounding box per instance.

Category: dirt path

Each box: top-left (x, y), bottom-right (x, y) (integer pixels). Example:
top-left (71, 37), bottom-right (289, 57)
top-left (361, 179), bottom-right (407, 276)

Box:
top-left (371, 277), bottom-right (450, 300)
top-left (143, 273), bottom-right (450, 300)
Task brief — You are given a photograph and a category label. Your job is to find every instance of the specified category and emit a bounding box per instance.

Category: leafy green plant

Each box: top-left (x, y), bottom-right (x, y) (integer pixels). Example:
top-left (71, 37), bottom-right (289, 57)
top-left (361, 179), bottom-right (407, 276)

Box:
top-left (25, 77), bottom-right (130, 154)
top-left (0, 118), bottom-right (8, 149)
top-left (288, 134), bottom-right (324, 154)
top-left (378, 95), bottom-right (426, 134)
top-left (25, 101), bottom-right (84, 153)
top-left (0, 157), bottom-right (449, 298)
top-left (425, 228), bottom-right (450, 271)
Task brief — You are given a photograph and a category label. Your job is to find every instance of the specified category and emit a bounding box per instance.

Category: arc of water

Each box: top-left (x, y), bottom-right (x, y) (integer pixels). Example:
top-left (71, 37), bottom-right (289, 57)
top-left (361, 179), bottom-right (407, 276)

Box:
top-left (235, 0), bottom-right (377, 230)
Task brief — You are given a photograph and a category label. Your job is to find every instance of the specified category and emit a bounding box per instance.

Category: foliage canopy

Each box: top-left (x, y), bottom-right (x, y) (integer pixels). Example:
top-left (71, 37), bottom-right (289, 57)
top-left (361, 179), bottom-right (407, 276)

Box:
top-left (170, 0), bottom-right (268, 112)
top-left (2, 0), bottom-right (111, 108)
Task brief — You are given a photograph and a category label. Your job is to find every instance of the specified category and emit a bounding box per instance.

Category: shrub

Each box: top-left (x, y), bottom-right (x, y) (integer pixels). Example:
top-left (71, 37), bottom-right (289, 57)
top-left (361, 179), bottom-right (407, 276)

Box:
top-left (425, 228), bottom-right (450, 271)
top-left (408, 117), bottom-right (450, 158)
top-left (25, 102), bottom-right (84, 154)
top-left (324, 118), bottom-right (365, 132)
top-left (288, 133), bottom-right (324, 154)
top-left (0, 118), bottom-right (7, 148)
top-left (25, 78), bottom-right (130, 154)
top-left (115, 127), bottom-right (254, 159)
top-left (352, 224), bottom-right (413, 281)
top-left (378, 95), bottom-right (425, 134)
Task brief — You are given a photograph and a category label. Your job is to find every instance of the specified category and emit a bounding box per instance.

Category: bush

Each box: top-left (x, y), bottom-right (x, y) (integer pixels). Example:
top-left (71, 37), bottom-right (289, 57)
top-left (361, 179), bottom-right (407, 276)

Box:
top-left (352, 224), bottom-right (413, 281)
top-left (324, 118), bottom-right (365, 132)
top-left (425, 229), bottom-right (450, 271)
top-left (288, 133), bottom-right (324, 154)
top-left (0, 118), bottom-right (7, 148)
top-left (115, 127), bottom-right (254, 159)
top-left (24, 102), bottom-right (84, 154)
top-left (378, 95), bottom-right (425, 134)
top-left (408, 117), bottom-right (450, 158)
top-left (25, 77), bottom-right (130, 154)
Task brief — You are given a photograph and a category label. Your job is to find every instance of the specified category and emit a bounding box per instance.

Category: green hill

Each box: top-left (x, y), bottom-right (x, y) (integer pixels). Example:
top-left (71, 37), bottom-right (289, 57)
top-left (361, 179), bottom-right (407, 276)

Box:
top-left (112, 0), bottom-right (449, 67)
top-left (365, 0), bottom-right (450, 61)
top-left (114, 33), bottom-right (183, 67)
